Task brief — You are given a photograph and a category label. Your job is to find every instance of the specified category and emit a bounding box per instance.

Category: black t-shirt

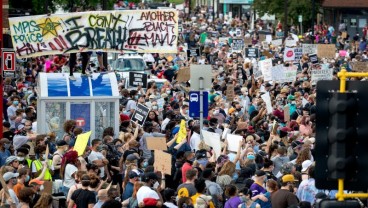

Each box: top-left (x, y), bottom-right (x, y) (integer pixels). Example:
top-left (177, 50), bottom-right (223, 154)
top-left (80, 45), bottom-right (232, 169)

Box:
top-left (163, 69), bottom-right (175, 82)
top-left (71, 189), bottom-right (96, 208)
top-left (3, 131), bottom-right (14, 142)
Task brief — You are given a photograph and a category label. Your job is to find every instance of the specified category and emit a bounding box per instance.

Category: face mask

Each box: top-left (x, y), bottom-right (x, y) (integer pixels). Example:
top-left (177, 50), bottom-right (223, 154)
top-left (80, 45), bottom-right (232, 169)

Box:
top-left (241, 196), bottom-right (249, 203)
top-left (134, 95), bottom-right (139, 100)
top-left (166, 90), bottom-right (171, 94)
top-left (42, 154), bottom-right (47, 160)
top-left (153, 181), bottom-right (159, 189)
top-left (152, 106), bottom-right (158, 110)
top-left (197, 158), bottom-right (208, 167)
top-left (17, 157), bottom-right (25, 162)
top-left (40, 185), bottom-right (44, 191)
top-left (232, 172), bottom-right (239, 181)
top-left (12, 179), bottom-right (17, 185)
top-left (13, 101), bottom-right (19, 106)
top-left (4, 144), bottom-right (10, 149)
top-left (186, 110), bottom-right (189, 114)
top-left (247, 155), bottom-right (255, 160)
top-left (25, 175), bottom-right (30, 182)
top-left (27, 90), bottom-right (33, 94)
top-left (213, 110), bottom-right (219, 116)
top-left (235, 112), bottom-right (239, 116)
top-left (291, 101), bottom-right (296, 105)
top-left (143, 161), bottom-right (149, 168)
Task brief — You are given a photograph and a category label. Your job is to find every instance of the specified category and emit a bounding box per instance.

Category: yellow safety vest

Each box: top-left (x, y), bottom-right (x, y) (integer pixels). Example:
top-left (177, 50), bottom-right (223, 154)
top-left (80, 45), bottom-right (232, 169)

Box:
top-left (26, 159), bottom-right (33, 168)
top-left (33, 160), bottom-right (53, 181)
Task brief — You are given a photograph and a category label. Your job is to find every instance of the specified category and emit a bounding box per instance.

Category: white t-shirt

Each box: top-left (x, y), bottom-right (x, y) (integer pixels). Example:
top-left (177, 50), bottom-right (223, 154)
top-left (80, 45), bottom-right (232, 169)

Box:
top-left (136, 186), bottom-right (160, 204)
top-left (88, 151), bottom-right (105, 178)
top-left (63, 164), bottom-right (78, 188)
top-left (190, 132), bottom-right (201, 151)
top-left (8, 189), bottom-right (19, 207)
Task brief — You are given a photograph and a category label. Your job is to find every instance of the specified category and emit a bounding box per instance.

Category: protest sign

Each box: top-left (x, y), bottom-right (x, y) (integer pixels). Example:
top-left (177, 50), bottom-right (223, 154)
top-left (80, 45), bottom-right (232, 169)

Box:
top-left (222, 128), bottom-right (231, 140)
top-left (129, 72), bottom-right (148, 88)
top-left (271, 64), bottom-right (284, 82)
top-left (245, 48), bottom-right (259, 58)
top-left (154, 150), bottom-right (172, 175)
top-left (271, 39), bottom-right (283, 47)
top-left (9, 10), bottom-right (179, 58)
top-left (266, 35), bottom-right (272, 43)
top-left (187, 48), bottom-right (200, 60)
top-left (276, 31), bottom-right (284, 38)
top-left (219, 37), bottom-right (229, 46)
top-left (283, 47), bottom-right (295, 62)
top-left (261, 92), bottom-right (273, 114)
top-left (342, 32), bottom-right (347, 39)
top-left (146, 137), bottom-right (167, 151)
top-left (282, 65), bottom-right (297, 83)
top-left (284, 105), bottom-right (290, 122)
top-left (302, 44), bottom-right (317, 55)
top-left (232, 38), bottom-right (245, 51)
top-left (317, 44), bottom-right (336, 58)
top-left (259, 34), bottom-right (266, 41)
top-left (351, 61), bottom-right (368, 72)
top-left (285, 39), bottom-right (297, 47)
top-left (176, 120), bottom-right (187, 143)
top-left (131, 104), bottom-right (150, 126)
top-left (262, 41), bottom-right (269, 50)
top-left (294, 47), bottom-right (303, 62)
top-left (202, 130), bottom-right (221, 158)
top-left (302, 98), bottom-right (308, 107)
top-left (311, 67), bottom-right (333, 84)
top-left (244, 37), bottom-right (252, 46)
top-left (309, 54), bottom-right (318, 64)
top-left (226, 84), bottom-right (235, 102)
top-left (226, 134), bottom-right (243, 152)
top-left (74, 131), bottom-right (92, 156)
top-left (176, 67), bottom-right (190, 82)
top-left (253, 66), bottom-right (263, 79)
top-left (259, 58), bottom-right (273, 81)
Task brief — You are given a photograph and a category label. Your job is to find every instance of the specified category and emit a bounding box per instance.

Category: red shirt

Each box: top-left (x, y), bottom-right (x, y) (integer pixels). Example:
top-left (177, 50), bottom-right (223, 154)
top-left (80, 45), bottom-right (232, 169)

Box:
top-left (181, 162), bottom-right (192, 183)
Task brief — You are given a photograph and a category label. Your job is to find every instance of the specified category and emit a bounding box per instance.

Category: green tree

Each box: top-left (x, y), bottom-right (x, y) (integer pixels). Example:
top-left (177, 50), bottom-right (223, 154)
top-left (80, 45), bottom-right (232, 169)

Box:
top-left (253, 0), bottom-right (319, 30)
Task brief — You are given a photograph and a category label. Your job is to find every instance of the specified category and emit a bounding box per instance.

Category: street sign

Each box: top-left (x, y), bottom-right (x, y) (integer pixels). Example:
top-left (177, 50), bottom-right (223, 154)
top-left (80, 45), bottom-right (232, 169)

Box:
top-left (1, 49), bottom-right (15, 72)
top-left (298, 15), bottom-right (303, 23)
top-left (189, 91), bottom-right (208, 118)
top-left (131, 104), bottom-right (150, 126)
top-left (190, 65), bottom-right (212, 91)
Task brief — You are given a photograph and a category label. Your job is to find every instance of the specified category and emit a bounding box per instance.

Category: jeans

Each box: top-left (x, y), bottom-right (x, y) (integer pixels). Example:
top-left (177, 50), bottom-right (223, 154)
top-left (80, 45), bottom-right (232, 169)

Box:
top-left (61, 186), bottom-right (70, 197)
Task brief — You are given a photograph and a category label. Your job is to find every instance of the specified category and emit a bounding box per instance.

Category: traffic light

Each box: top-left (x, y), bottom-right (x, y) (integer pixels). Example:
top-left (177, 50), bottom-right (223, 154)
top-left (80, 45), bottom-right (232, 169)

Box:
top-left (327, 92), bottom-right (357, 180)
top-left (316, 199), bottom-right (361, 208)
top-left (315, 80), bottom-right (368, 190)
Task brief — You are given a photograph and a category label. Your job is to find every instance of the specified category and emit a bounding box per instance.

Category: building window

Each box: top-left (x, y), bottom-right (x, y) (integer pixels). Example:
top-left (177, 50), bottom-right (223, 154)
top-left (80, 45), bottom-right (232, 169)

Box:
top-left (351, 19), bottom-right (357, 27)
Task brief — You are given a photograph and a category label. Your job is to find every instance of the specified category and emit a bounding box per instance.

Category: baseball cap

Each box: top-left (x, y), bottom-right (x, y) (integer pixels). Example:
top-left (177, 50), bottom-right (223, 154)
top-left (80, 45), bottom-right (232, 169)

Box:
top-left (56, 140), bottom-right (68, 147)
top-left (291, 141), bottom-right (303, 149)
top-left (282, 174), bottom-right (296, 183)
top-left (195, 149), bottom-right (207, 160)
top-left (129, 169), bottom-right (141, 179)
top-left (301, 160), bottom-right (313, 172)
top-left (255, 170), bottom-right (266, 177)
top-left (29, 178), bottom-right (44, 185)
top-left (141, 172), bottom-right (158, 182)
top-left (126, 154), bottom-right (139, 162)
top-left (5, 156), bottom-right (18, 165)
top-left (17, 124), bottom-right (25, 130)
top-left (281, 163), bottom-right (294, 175)
top-left (3, 172), bottom-right (19, 182)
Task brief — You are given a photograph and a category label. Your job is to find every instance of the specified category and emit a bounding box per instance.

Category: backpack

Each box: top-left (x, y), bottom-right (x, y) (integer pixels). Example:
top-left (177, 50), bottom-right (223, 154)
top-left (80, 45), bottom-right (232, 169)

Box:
top-left (120, 97), bottom-right (130, 107)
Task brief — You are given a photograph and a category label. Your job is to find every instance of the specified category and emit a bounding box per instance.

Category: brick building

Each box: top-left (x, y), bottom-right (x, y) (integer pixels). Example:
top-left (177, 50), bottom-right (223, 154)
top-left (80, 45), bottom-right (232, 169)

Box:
top-left (323, 0), bottom-right (368, 37)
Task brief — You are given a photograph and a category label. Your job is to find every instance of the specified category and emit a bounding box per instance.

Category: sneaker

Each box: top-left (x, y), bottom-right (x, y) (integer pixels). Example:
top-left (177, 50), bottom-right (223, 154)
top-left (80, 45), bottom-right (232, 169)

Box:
top-left (69, 75), bottom-right (76, 80)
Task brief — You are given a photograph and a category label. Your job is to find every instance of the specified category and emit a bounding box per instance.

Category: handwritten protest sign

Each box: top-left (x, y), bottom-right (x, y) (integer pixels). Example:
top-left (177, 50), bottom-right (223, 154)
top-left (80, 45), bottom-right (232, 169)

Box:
top-left (285, 39), bottom-right (297, 47)
top-left (74, 131), bottom-right (92, 156)
top-left (202, 130), bottom-right (221, 159)
top-left (311, 67), bottom-right (333, 84)
top-left (266, 35), bottom-right (273, 44)
top-left (226, 84), bottom-right (235, 102)
top-left (271, 39), bottom-right (283, 47)
top-left (302, 44), bottom-right (317, 55)
top-left (154, 150), bottom-right (172, 175)
top-left (351, 62), bottom-right (368, 72)
top-left (176, 67), bottom-right (190, 82)
top-left (147, 137), bottom-right (167, 151)
top-left (317, 44), bottom-right (336, 58)
top-left (282, 65), bottom-right (297, 83)
top-left (284, 47), bottom-right (295, 62)
top-left (226, 134), bottom-right (243, 152)
top-left (284, 105), bottom-right (290, 122)
top-left (244, 37), bottom-right (252, 46)
top-left (259, 58), bottom-right (273, 81)
top-left (271, 64), bottom-right (284, 82)
top-left (9, 10), bottom-right (179, 58)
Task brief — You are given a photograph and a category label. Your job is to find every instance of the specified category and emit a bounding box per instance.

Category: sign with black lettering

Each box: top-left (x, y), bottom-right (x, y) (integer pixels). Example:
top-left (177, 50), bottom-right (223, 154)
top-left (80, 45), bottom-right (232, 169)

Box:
top-left (232, 38), bottom-right (245, 52)
top-left (129, 72), bottom-right (148, 88)
top-left (187, 48), bottom-right (200, 60)
top-left (131, 104), bottom-right (150, 126)
top-left (309, 54), bottom-right (318, 64)
top-left (245, 48), bottom-right (259, 58)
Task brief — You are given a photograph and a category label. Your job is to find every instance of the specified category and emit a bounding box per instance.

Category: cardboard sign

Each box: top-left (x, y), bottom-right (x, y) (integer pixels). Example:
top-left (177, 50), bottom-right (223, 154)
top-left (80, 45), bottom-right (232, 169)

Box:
top-left (342, 32), bottom-right (347, 39)
top-left (284, 47), bottom-right (295, 62)
top-left (146, 137), bottom-right (167, 151)
top-left (129, 72), bottom-right (148, 88)
top-left (259, 58), bottom-right (273, 81)
top-left (226, 84), bottom-right (235, 102)
top-left (176, 67), bottom-right (190, 82)
top-left (262, 41), bottom-right (269, 50)
top-left (42, 181), bottom-right (53, 194)
top-left (9, 10), bottom-right (179, 58)
top-left (202, 130), bottom-right (221, 159)
top-left (351, 62), bottom-right (368, 72)
top-left (226, 134), bottom-right (243, 152)
top-left (284, 105), bottom-right (290, 122)
top-left (317, 44), bottom-right (336, 59)
top-left (285, 39), bottom-right (297, 47)
top-left (154, 150), bottom-right (172, 175)
top-left (272, 120), bottom-right (279, 135)
top-left (294, 47), bottom-right (303, 62)
top-left (187, 48), bottom-right (200, 60)
top-left (131, 104), bottom-right (150, 126)
top-left (271, 39), bottom-right (283, 47)
top-left (244, 37), bottom-right (252, 46)
top-left (309, 54), bottom-right (318, 64)
top-left (232, 38), bottom-right (245, 51)
top-left (245, 48), bottom-right (259, 58)
top-left (74, 131), bottom-right (92, 156)
top-left (259, 34), bottom-right (266, 41)
top-left (261, 92), bottom-right (273, 114)
top-left (311, 67), bottom-right (333, 84)
top-left (302, 44), bottom-right (317, 55)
